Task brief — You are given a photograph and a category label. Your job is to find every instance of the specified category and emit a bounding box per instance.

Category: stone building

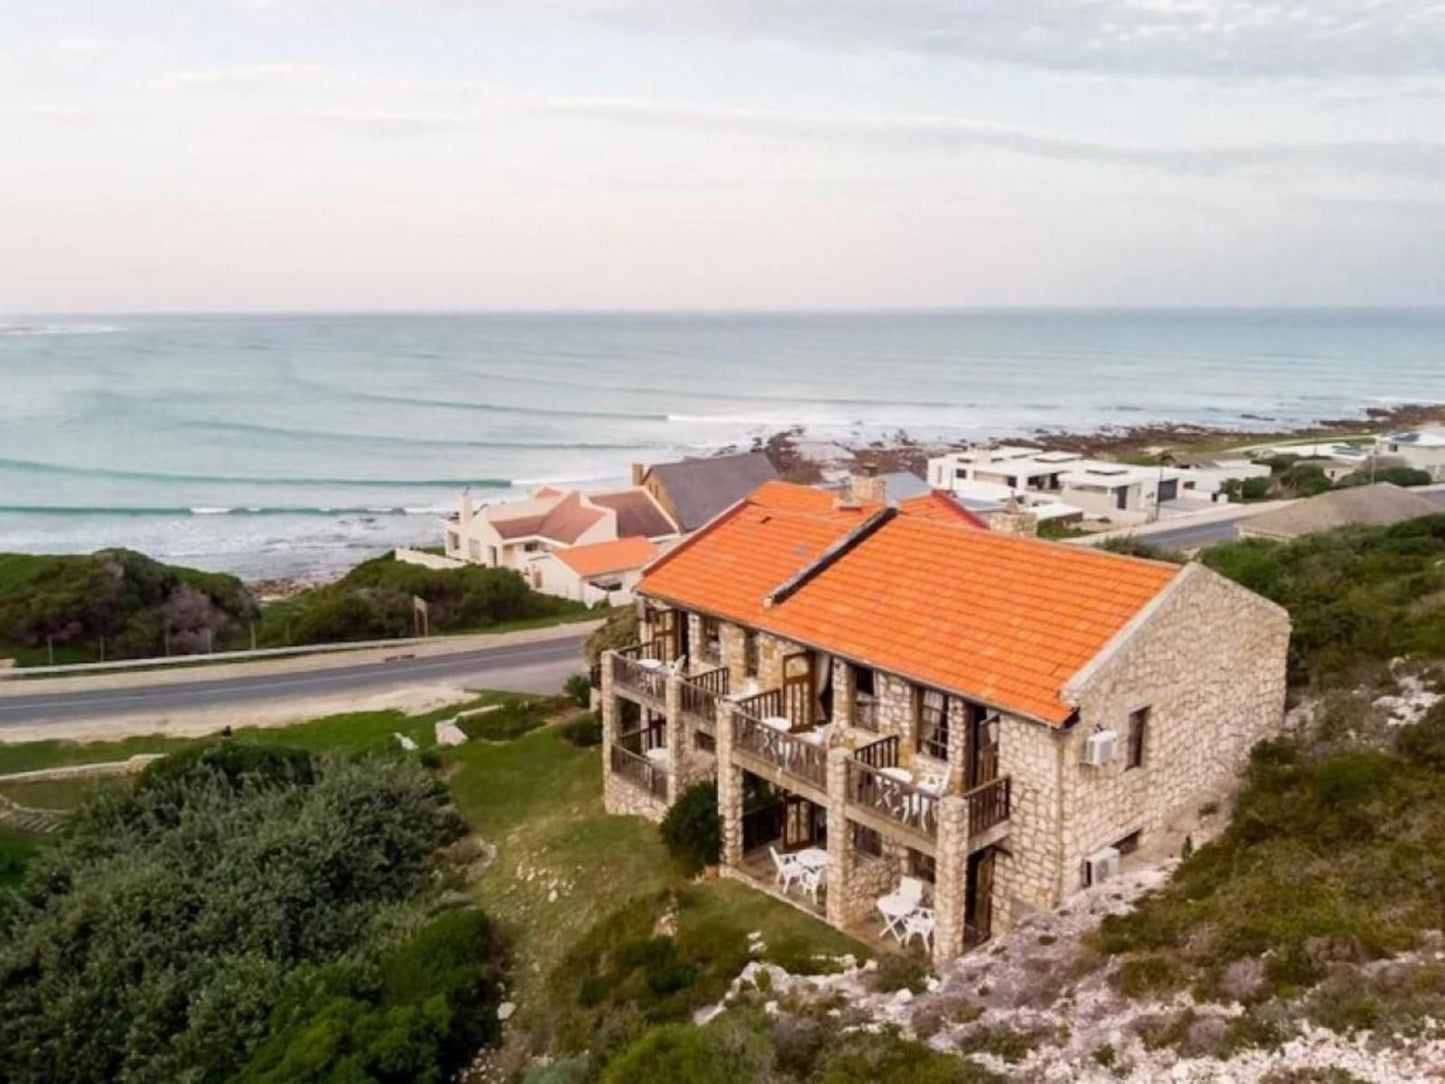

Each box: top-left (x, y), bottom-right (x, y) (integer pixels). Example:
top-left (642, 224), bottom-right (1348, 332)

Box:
top-left (599, 481), bottom-right (1290, 964)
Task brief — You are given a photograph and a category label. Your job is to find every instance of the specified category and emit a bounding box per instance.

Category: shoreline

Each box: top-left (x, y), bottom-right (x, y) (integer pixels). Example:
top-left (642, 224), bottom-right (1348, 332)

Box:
top-left (744, 400), bottom-right (1445, 482)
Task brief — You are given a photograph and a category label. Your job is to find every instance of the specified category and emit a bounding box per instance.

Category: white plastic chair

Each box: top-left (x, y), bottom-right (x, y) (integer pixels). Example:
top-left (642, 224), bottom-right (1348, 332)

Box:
top-left (799, 865), bottom-right (825, 905)
top-left (898, 877), bottom-right (925, 906)
top-left (770, 846), bottom-right (802, 891)
top-left (902, 908), bottom-right (936, 951)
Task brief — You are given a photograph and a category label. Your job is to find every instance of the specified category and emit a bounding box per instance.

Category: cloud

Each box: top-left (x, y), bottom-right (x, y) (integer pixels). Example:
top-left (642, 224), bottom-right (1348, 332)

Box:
top-left (285, 108), bottom-right (478, 134)
top-left (158, 62), bottom-right (333, 90)
top-left (518, 0), bottom-right (1445, 79)
top-left (541, 97), bottom-right (1445, 181)
top-left (1, 104), bottom-right (91, 124)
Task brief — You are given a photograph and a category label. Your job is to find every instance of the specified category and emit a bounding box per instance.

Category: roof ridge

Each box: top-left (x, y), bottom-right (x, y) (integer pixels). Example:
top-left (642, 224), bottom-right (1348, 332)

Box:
top-left (765, 506), bottom-right (897, 609)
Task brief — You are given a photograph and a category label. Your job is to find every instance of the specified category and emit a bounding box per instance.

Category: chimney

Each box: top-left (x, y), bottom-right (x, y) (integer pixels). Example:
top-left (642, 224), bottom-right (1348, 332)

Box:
top-left (459, 487), bottom-right (474, 525)
top-left (988, 495), bottom-right (1039, 538)
top-left (849, 463), bottom-right (887, 505)
top-left (631, 462), bottom-right (646, 487)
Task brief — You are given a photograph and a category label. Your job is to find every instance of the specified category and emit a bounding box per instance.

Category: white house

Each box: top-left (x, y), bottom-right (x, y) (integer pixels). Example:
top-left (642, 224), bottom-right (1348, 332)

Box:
top-left (1378, 429), bottom-right (1445, 480)
top-left (444, 485), bottom-right (678, 592)
top-left (531, 536), bottom-right (662, 605)
top-left (928, 446), bottom-right (1186, 525)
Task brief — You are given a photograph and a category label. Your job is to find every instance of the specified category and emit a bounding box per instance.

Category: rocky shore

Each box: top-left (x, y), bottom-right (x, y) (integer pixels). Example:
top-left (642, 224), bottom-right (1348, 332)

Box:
top-left (743, 401), bottom-right (1445, 483)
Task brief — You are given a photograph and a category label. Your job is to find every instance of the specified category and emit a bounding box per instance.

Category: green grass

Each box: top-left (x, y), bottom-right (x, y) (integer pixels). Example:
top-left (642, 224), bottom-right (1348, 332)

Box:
top-left (0, 693), bottom-right (519, 777)
top-left (0, 777), bottom-right (121, 810)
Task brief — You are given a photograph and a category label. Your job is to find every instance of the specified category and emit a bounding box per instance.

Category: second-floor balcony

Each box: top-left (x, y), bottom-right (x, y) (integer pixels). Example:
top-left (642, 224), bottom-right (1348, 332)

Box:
top-left (731, 689), bottom-right (828, 792)
top-left (845, 735), bottom-right (1012, 843)
top-left (612, 641), bottom-right (668, 703)
top-left (679, 665), bottom-right (729, 733)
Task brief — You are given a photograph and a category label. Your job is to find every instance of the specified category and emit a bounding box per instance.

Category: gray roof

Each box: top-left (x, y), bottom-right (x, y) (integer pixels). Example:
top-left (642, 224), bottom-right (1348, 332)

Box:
top-left (878, 471), bottom-right (931, 500)
top-left (646, 451), bottom-right (779, 532)
top-left (1238, 483), bottom-right (1441, 541)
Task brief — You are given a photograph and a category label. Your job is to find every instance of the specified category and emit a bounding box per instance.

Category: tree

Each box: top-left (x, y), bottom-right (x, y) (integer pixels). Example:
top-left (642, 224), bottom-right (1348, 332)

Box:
top-left (659, 782), bottom-right (722, 875)
top-left (0, 744), bottom-right (467, 1083)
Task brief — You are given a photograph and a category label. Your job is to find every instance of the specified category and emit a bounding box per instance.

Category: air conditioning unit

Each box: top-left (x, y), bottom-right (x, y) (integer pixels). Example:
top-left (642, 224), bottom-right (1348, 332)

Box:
top-left (1085, 846), bottom-right (1120, 887)
top-left (1083, 729), bottom-right (1118, 767)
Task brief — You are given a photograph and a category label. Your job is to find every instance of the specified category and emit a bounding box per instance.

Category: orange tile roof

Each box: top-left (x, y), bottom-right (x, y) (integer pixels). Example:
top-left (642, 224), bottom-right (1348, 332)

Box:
top-left (554, 536), bottom-right (657, 578)
top-left (896, 491), bottom-right (989, 528)
top-left (638, 482), bottom-right (1180, 724)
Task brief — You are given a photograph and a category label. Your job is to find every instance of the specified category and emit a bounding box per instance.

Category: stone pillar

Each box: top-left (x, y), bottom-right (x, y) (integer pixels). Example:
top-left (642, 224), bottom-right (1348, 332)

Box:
top-left (946, 698), bottom-right (969, 785)
top-left (600, 651), bottom-right (620, 815)
top-left (825, 747), bottom-right (853, 928)
top-left (932, 794), bottom-right (971, 965)
top-left (665, 673), bottom-right (682, 804)
top-left (716, 699), bottom-right (744, 868)
top-left (832, 659), bottom-right (856, 728)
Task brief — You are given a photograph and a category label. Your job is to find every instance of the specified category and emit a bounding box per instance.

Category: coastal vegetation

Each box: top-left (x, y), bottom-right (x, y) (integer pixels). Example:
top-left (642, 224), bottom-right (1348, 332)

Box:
top-left (1203, 513), bottom-right (1445, 686)
top-left (0, 549), bottom-right (596, 667)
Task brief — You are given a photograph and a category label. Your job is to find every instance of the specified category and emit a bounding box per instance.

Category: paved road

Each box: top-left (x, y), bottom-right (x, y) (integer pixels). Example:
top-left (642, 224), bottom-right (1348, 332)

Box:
top-left (1118, 488), bottom-right (1445, 552)
top-left (0, 634), bottom-right (588, 728)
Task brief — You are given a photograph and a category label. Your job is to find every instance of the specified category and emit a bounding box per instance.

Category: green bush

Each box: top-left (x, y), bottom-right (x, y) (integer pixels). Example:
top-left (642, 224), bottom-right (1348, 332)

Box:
top-left (261, 555), bottom-right (585, 646)
top-left (586, 607), bottom-right (639, 664)
top-left (812, 1028), bottom-right (1003, 1083)
top-left (1339, 466), bottom-right (1432, 489)
top-left (0, 745), bottom-right (466, 1083)
top-left (558, 713), bottom-right (604, 748)
top-left (241, 909), bottom-right (506, 1083)
top-left (601, 1017), bottom-right (775, 1084)
top-left (0, 549), bottom-right (256, 660)
top-left (564, 672), bottom-right (593, 708)
top-left (871, 952), bottom-right (930, 994)
top-left (659, 782), bottom-right (722, 876)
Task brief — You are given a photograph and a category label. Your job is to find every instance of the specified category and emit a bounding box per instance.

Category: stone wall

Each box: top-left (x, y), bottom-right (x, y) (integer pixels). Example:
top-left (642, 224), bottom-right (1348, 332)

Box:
top-left (992, 714), bottom-right (1064, 924)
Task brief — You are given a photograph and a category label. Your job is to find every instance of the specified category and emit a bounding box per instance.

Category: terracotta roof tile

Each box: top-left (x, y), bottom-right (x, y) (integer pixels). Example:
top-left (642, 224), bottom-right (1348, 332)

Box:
top-left (638, 482), bottom-right (1180, 724)
top-left (554, 536), bottom-right (658, 577)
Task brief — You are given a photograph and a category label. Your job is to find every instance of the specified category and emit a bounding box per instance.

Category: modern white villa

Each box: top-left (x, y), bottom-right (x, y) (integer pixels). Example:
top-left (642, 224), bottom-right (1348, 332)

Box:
top-left (1379, 428), bottom-right (1445, 480)
top-left (927, 446), bottom-right (1190, 525)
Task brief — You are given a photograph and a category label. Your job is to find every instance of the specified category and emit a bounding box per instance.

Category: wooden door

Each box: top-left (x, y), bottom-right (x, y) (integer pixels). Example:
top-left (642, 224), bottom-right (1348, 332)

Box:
top-left (655, 609), bottom-right (683, 662)
top-left (967, 708), bottom-right (1001, 789)
top-left (783, 796), bottom-right (821, 849)
top-left (966, 848), bottom-right (996, 943)
top-left (782, 652), bottom-right (815, 730)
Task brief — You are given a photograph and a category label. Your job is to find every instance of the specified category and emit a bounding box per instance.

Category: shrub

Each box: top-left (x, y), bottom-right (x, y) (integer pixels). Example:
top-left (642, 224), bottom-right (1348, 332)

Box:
top-left (458, 698), bottom-right (548, 742)
top-left (812, 1027), bottom-right (1003, 1083)
top-left (0, 747), bottom-right (464, 1083)
top-left (600, 1016), bottom-right (774, 1084)
top-left (564, 672), bottom-right (593, 709)
top-left (586, 607), bottom-right (639, 664)
top-left (558, 713), bottom-right (604, 748)
top-left (1339, 466), bottom-right (1432, 489)
top-left (871, 952), bottom-right (930, 994)
top-left (659, 782), bottom-right (721, 876)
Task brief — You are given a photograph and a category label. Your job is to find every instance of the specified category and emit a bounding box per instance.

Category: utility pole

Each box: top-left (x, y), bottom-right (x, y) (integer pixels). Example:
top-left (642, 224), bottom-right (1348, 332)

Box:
top-left (205, 628), bottom-right (214, 654)
top-left (250, 622), bottom-right (257, 651)
top-left (99, 635), bottom-right (105, 662)
top-left (46, 637), bottom-right (53, 666)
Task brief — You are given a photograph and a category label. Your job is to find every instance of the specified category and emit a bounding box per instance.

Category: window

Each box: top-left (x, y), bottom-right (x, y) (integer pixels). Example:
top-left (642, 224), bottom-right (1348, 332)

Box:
top-left (917, 688), bottom-right (949, 761)
top-left (743, 630), bottom-right (759, 678)
top-left (1126, 707), bottom-right (1149, 770)
top-left (446, 530), bottom-right (460, 553)
top-left (701, 616), bottom-right (722, 663)
top-left (908, 849), bottom-right (936, 885)
top-left (1114, 829), bottom-right (1141, 856)
top-left (468, 539), bottom-right (481, 561)
top-left (854, 666), bottom-right (877, 731)
top-left (852, 822), bottom-right (882, 858)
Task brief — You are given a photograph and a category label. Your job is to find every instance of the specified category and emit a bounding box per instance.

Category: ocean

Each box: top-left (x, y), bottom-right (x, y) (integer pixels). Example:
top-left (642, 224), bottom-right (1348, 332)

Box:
top-left (1, 310), bottom-right (1442, 581)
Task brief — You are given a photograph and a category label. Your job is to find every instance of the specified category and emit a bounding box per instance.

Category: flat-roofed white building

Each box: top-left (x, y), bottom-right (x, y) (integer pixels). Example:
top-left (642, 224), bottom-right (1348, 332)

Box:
top-left (928, 446), bottom-right (1186, 525)
top-left (1379, 429), bottom-right (1445, 480)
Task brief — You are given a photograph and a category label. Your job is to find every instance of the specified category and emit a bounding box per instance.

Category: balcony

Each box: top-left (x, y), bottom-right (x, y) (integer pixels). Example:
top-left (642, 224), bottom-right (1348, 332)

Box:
top-left (679, 665), bottom-right (729, 733)
top-left (612, 642), bottom-right (668, 703)
top-left (847, 736), bottom-right (941, 839)
top-left (963, 775), bottom-right (1011, 836)
top-left (611, 720), bottom-right (669, 800)
top-left (731, 690), bottom-right (828, 792)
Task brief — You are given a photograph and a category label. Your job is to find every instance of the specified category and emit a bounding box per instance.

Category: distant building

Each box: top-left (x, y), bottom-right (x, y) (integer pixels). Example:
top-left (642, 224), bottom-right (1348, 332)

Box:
top-left (633, 452), bottom-right (779, 533)
top-left (531, 536), bottom-right (660, 605)
top-left (444, 485), bottom-right (678, 594)
top-left (1378, 428), bottom-right (1445, 481)
top-left (928, 446), bottom-right (1185, 525)
top-left (1237, 482), bottom-right (1441, 542)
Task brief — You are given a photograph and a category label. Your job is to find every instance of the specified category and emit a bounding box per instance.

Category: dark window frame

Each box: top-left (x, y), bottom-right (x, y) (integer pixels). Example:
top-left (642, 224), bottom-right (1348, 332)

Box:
top-left (917, 687), bottom-right (949, 761)
top-left (700, 616), bottom-right (722, 663)
top-left (1126, 706), bottom-right (1149, 770)
top-left (743, 629), bottom-right (759, 677)
top-left (852, 821), bottom-right (882, 858)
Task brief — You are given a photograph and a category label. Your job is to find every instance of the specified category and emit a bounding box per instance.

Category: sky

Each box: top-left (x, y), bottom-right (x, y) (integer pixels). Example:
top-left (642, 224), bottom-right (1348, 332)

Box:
top-left (3, 2), bottom-right (1444, 312)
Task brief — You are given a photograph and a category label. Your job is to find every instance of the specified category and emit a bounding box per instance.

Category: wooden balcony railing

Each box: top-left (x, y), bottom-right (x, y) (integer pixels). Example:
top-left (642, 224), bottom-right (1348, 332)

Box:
top-left (854, 734), bottom-right (899, 771)
top-left (612, 651), bottom-right (667, 702)
top-left (846, 759), bottom-right (939, 838)
top-left (732, 706), bottom-right (827, 790)
top-left (680, 666), bottom-right (729, 731)
top-left (736, 687), bottom-right (783, 722)
top-left (610, 744), bottom-right (668, 801)
top-left (618, 640), bottom-right (667, 662)
top-left (964, 775), bottom-right (1011, 835)
top-left (617, 721), bottom-right (666, 755)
